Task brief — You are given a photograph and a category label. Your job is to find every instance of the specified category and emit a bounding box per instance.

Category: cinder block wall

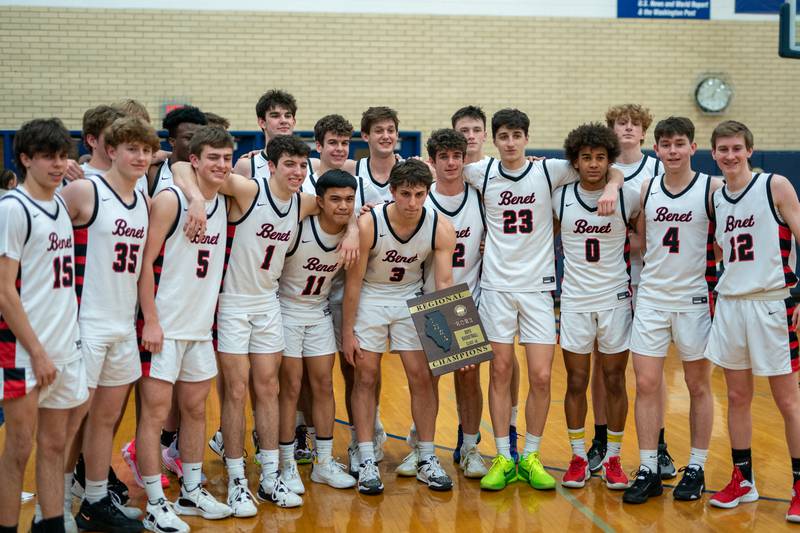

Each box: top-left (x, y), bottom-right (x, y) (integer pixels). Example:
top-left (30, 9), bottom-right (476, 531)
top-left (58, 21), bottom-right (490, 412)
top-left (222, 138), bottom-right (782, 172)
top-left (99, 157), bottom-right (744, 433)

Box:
top-left (1, 7), bottom-right (797, 151)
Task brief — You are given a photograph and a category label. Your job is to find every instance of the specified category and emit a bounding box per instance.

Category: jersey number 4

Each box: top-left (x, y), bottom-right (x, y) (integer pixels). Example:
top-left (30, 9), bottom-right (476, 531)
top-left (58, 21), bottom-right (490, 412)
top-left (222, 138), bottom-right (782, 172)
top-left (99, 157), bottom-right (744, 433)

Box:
top-left (662, 227), bottom-right (680, 253)
top-left (502, 209), bottom-right (533, 234)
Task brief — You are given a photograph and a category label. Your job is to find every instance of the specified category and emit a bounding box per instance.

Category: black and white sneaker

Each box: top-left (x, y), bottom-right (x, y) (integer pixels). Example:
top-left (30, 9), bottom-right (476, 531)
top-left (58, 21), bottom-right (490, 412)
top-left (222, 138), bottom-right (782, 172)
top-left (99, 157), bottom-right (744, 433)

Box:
top-left (108, 466), bottom-right (131, 505)
top-left (75, 495), bottom-right (143, 533)
top-left (174, 486), bottom-right (232, 519)
top-left (673, 465), bottom-right (705, 501)
top-left (143, 498), bottom-right (189, 533)
top-left (416, 456), bottom-right (453, 491)
top-left (357, 459), bottom-right (384, 495)
top-left (623, 466), bottom-right (663, 504)
top-left (257, 472), bottom-right (303, 508)
top-left (227, 478), bottom-right (258, 517)
top-left (587, 439), bottom-right (607, 473)
top-left (658, 443), bottom-right (677, 479)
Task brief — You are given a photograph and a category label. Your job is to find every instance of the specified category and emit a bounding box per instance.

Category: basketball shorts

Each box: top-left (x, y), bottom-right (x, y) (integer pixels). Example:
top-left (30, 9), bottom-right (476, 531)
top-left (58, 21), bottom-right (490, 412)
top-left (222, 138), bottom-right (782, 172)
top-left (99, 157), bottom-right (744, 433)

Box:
top-left (330, 302), bottom-right (343, 352)
top-left (82, 335), bottom-right (141, 388)
top-left (629, 305), bottom-right (711, 361)
top-left (705, 296), bottom-right (798, 376)
top-left (146, 339), bottom-right (217, 384)
top-left (216, 306), bottom-right (284, 355)
top-left (480, 289), bottom-right (556, 345)
top-left (354, 303), bottom-right (421, 353)
top-left (283, 318), bottom-right (337, 358)
top-left (560, 305), bottom-right (632, 355)
top-left (0, 356), bottom-right (88, 409)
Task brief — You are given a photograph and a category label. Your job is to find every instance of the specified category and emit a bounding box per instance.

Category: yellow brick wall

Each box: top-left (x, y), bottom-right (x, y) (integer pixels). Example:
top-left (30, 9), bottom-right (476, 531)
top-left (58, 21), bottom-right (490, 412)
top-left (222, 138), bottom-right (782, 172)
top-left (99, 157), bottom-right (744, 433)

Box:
top-left (1, 7), bottom-right (798, 151)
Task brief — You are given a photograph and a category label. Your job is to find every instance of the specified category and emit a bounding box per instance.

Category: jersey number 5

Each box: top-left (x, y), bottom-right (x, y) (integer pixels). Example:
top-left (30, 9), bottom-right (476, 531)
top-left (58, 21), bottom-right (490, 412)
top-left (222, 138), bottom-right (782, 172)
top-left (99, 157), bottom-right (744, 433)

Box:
top-left (196, 250), bottom-right (210, 278)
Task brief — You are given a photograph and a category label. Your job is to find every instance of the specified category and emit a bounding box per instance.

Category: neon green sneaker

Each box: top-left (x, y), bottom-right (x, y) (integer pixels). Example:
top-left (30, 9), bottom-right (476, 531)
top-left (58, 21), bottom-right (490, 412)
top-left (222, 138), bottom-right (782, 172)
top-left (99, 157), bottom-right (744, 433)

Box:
top-left (480, 455), bottom-right (517, 491)
top-left (517, 452), bottom-right (555, 490)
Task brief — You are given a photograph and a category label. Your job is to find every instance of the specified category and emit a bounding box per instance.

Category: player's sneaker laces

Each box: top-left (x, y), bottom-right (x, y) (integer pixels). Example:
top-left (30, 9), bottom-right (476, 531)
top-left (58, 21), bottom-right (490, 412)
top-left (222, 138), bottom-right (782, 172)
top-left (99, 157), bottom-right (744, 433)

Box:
top-left (480, 455), bottom-right (517, 491)
top-left (227, 478), bottom-right (258, 518)
top-left (174, 485), bottom-right (232, 519)
top-left (622, 466), bottom-right (662, 504)
top-left (416, 456), bottom-right (453, 491)
top-left (208, 429), bottom-right (224, 457)
top-left (357, 458), bottom-right (384, 495)
top-left (294, 425), bottom-right (314, 464)
top-left (673, 465), bottom-right (705, 501)
top-left (509, 425), bottom-right (520, 464)
top-left (396, 447), bottom-right (420, 477)
top-left (561, 455), bottom-right (590, 488)
top-left (787, 479), bottom-right (800, 523)
top-left (587, 438), bottom-right (607, 473)
top-left (518, 452), bottom-right (555, 490)
top-left (602, 456), bottom-right (629, 490)
top-left (459, 445), bottom-right (488, 478)
top-left (280, 459), bottom-right (306, 495)
top-left (658, 442), bottom-right (677, 479)
top-left (257, 472), bottom-right (303, 508)
top-left (143, 498), bottom-right (189, 533)
top-left (709, 467), bottom-right (759, 508)
top-left (75, 495), bottom-right (143, 533)
top-left (311, 456), bottom-right (357, 489)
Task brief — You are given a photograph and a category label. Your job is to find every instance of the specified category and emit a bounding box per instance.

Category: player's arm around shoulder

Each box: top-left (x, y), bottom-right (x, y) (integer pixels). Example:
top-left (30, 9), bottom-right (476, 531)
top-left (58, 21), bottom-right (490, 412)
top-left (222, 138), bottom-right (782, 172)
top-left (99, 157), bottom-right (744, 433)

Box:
top-left (232, 153), bottom-right (253, 178)
top-left (597, 167), bottom-right (623, 216)
top-left (138, 189), bottom-right (179, 355)
top-left (342, 212), bottom-right (375, 365)
top-left (60, 178), bottom-right (96, 226)
top-left (636, 178), bottom-right (651, 250)
top-left (433, 216), bottom-right (456, 291)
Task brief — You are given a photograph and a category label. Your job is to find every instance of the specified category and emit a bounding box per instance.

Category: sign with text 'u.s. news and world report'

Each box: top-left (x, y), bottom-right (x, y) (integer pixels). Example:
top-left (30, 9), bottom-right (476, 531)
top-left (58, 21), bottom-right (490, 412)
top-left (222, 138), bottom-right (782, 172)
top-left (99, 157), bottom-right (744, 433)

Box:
top-left (618, 0), bottom-right (711, 18)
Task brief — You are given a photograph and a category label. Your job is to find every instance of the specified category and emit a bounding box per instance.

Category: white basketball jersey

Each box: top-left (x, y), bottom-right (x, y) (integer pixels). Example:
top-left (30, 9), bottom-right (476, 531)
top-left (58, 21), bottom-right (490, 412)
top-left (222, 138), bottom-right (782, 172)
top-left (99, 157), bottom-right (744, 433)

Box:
top-left (150, 160), bottom-right (174, 198)
top-left (154, 188), bottom-right (226, 339)
top-left (361, 203), bottom-right (437, 304)
top-left (637, 172), bottom-right (715, 311)
top-left (250, 150), bottom-right (270, 179)
top-left (279, 216), bottom-right (343, 323)
top-left (221, 178), bottom-right (300, 312)
top-left (555, 182), bottom-right (634, 311)
top-left (80, 162), bottom-right (106, 178)
top-left (464, 158), bottom-right (577, 292)
top-left (422, 182), bottom-right (485, 299)
top-left (354, 157), bottom-right (398, 203)
top-left (714, 173), bottom-right (798, 297)
top-left (75, 176), bottom-right (149, 341)
top-left (0, 188), bottom-right (80, 366)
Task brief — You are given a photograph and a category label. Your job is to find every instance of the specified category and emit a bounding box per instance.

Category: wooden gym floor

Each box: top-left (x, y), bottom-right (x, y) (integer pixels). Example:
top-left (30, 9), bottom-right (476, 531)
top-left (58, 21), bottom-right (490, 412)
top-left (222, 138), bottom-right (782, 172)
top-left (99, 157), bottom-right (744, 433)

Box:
top-left (3, 342), bottom-right (799, 532)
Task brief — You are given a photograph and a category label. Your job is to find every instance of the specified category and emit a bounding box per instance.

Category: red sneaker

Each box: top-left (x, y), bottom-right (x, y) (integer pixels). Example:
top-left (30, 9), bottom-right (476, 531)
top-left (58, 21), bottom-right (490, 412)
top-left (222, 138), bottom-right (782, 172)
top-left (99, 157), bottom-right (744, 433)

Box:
top-left (561, 455), bottom-right (590, 488)
top-left (602, 456), bottom-right (629, 490)
top-left (787, 479), bottom-right (800, 523)
top-left (710, 467), bottom-right (759, 508)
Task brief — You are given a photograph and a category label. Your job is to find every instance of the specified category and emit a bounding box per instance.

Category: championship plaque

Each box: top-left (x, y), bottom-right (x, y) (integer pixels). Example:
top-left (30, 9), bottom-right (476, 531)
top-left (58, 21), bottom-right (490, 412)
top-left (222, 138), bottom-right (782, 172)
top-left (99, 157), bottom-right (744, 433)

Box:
top-left (406, 283), bottom-right (494, 376)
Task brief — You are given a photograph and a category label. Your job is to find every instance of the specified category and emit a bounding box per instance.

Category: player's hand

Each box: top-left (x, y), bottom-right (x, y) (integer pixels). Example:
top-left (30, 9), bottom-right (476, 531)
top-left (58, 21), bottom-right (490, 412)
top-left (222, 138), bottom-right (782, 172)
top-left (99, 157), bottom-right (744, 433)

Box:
top-left (238, 149), bottom-right (260, 160)
top-left (142, 321), bottom-right (164, 354)
top-left (64, 160), bottom-right (85, 182)
top-left (343, 333), bottom-right (362, 366)
top-left (359, 203), bottom-right (376, 217)
top-left (337, 231), bottom-right (360, 270)
top-left (597, 186), bottom-right (619, 216)
top-left (526, 155), bottom-right (546, 162)
top-left (793, 306), bottom-right (799, 331)
top-left (458, 363), bottom-right (477, 373)
top-left (184, 196), bottom-right (207, 240)
top-left (151, 149), bottom-right (170, 165)
top-left (30, 350), bottom-right (57, 388)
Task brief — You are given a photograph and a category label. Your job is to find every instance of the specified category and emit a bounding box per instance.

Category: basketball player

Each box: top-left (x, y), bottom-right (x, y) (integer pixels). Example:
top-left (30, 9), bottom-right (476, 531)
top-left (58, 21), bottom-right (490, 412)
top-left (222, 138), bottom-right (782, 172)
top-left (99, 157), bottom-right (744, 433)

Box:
top-left (623, 117), bottom-right (721, 504)
top-left (0, 118), bottom-right (89, 533)
top-left (703, 121), bottom-right (800, 523)
top-left (393, 129), bottom-right (487, 479)
top-left (451, 105), bottom-right (521, 462)
top-left (462, 109), bottom-right (623, 492)
top-left (80, 105), bottom-right (126, 178)
top-left (277, 169), bottom-right (360, 491)
top-left (135, 127), bottom-right (234, 532)
top-left (353, 106), bottom-right (402, 202)
top-left (554, 123), bottom-right (638, 490)
top-left (145, 105), bottom-right (207, 198)
top-left (60, 117), bottom-right (159, 532)
top-left (171, 135), bottom-right (358, 512)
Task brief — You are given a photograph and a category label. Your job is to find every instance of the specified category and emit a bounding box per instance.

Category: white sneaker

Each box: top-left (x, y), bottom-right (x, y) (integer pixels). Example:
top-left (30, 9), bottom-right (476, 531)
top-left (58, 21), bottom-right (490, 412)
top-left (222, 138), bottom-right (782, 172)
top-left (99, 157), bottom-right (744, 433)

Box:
top-left (174, 486), bottom-right (232, 519)
top-left (144, 498), bottom-right (189, 533)
top-left (279, 459), bottom-right (305, 495)
top-left (110, 490), bottom-right (143, 519)
top-left (357, 459), bottom-right (384, 495)
top-left (208, 430), bottom-right (224, 457)
top-left (374, 425), bottom-right (388, 463)
top-left (459, 445), bottom-right (488, 478)
top-left (227, 478), bottom-right (258, 518)
top-left (416, 455), bottom-right (453, 491)
top-left (161, 441), bottom-right (183, 477)
top-left (311, 456), bottom-right (357, 489)
top-left (348, 445), bottom-right (360, 478)
top-left (396, 447), bottom-right (419, 477)
top-left (257, 472), bottom-right (303, 508)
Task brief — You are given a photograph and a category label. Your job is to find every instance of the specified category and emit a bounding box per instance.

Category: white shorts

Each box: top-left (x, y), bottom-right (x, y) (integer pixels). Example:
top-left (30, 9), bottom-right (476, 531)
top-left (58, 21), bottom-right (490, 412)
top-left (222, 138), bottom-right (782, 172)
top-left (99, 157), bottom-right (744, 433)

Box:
top-left (560, 306), bottom-right (632, 355)
top-left (0, 355), bottom-right (89, 410)
top-left (330, 303), bottom-right (343, 352)
top-left (216, 307), bottom-right (284, 355)
top-left (82, 336), bottom-right (141, 388)
top-left (629, 305), bottom-right (711, 361)
top-left (480, 289), bottom-right (556, 344)
top-left (283, 319), bottom-right (337, 358)
top-left (145, 339), bottom-right (218, 384)
top-left (354, 303), bottom-right (421, 353)
top-left (705, 296), bottom-right (798, 377)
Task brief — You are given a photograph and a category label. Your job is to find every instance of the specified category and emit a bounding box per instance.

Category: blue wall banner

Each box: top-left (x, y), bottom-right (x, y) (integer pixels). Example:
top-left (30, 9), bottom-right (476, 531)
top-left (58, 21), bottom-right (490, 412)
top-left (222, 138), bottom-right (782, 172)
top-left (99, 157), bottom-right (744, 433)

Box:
top-left (735, 0), bottom-right (782, 13)
top-left (618, 0), bottom-right (711, 19)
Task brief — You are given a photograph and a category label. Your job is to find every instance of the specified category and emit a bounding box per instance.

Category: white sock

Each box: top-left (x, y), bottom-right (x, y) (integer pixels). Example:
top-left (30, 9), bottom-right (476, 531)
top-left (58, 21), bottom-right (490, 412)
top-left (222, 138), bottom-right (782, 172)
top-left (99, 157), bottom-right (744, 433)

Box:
top-left (316, 437), bottom-right (333, 462)
top-left (462, 432), bottom-right (479, 450)
top-left (522, 433), bottom-right (541, 456)
top-left (418, 441), bottom-right (435, 462)
top-left (182, 462), bottom-right (202, 493)
top-left (143, 474), bottom-right (165, 504)
top-left (495, 436), bottom-right (511, 460)
top-left (259, 449), bottom-right (280, 475)
top-left (510, 405), bottom-right (519, 428)
top-left (84, 478), bottom-right (108, 504)
top-left (279, 442), bottom-right (294, 465)
top-left (225, 456), bottom-right (245, 485)
top-left (639, 449), bottom-right (658, 473)
top-left (358, 441), bottom-right (375, 462)
top-left (688, 448), bottom-right (708, 469)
